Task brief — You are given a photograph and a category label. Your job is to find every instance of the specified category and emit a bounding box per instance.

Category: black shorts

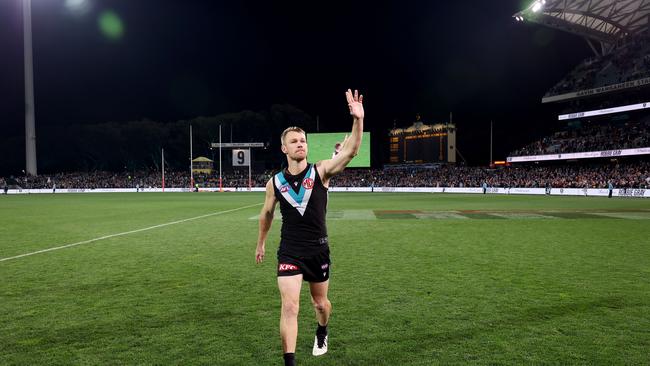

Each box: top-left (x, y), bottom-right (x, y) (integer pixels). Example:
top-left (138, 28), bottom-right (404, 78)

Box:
top-left (277, 249), bottom-right (331, 283)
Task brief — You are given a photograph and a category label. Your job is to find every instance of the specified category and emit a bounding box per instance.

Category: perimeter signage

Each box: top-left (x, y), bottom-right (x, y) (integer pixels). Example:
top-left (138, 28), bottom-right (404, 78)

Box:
top-left (543, 77), bottom-right (650, 103)
top-left (507, 147), bottom-right (650, 163)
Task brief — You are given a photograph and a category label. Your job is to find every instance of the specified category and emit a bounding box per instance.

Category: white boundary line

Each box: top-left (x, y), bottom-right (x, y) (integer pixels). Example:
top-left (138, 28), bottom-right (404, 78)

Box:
top-left (0, 203), bottom-right (262, 263)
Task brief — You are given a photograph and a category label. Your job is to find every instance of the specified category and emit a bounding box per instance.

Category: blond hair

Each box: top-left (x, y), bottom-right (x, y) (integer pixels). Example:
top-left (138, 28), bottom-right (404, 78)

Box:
top-left (280, 126), bottom-right (306, 145)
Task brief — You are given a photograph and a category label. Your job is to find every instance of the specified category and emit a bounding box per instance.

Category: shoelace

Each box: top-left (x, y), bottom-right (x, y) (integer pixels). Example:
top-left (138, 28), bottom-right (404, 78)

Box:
top-left (316, 333), bottom-right (327, 348)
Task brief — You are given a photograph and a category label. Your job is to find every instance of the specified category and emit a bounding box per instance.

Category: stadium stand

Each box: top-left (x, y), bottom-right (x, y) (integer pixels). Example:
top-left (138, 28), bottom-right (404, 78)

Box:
top-left (6, 170), bottom-right (271, 190)
top-left (514, 0), bottom-right (650, 107)
top-left (6, 160), bottom-right (649, 189)
top-left (509, 0), bottom-right (650, 173)
top-left (330, 162), bottom-right (650, 189)
top-left (510, 116), bottom-right (650, 157)
top-left (545, 29), bottom-right (650, 97)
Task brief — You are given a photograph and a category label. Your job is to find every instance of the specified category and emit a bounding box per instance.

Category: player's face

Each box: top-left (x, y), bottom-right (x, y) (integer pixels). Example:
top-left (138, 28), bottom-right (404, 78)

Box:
top-left (282, 131), bottom-right (308, 161)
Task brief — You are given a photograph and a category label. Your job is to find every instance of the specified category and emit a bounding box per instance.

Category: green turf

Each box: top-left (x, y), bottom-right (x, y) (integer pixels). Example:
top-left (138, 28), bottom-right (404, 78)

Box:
top-left (1, 193), bottom-right (649, 365)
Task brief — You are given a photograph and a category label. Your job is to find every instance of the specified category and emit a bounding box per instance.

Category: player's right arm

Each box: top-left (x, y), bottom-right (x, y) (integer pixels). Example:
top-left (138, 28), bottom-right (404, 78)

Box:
top-left (256, 178), bottom-right (278, 264)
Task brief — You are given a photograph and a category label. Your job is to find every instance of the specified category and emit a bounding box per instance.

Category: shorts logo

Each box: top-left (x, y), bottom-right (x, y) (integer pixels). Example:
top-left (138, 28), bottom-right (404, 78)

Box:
top-left (302, 178), bottom-right (314, 190)
top-left (280, 184), bottom-right (290, 193)
top-left (279, 263), bottom-right (299, 271)
top-left (321, 263), bottom-right (329, 270)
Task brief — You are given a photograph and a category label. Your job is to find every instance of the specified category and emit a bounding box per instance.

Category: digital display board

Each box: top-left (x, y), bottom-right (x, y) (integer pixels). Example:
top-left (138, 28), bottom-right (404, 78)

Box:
top-left (306, 132), bottom-right (371, 167)
top-left (404, 133), bottom-right (448, 163)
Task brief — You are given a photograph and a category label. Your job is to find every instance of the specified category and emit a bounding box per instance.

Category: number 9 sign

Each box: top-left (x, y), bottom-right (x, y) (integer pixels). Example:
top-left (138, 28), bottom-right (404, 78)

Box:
top-left (232, 149), bottom-right (250, 166)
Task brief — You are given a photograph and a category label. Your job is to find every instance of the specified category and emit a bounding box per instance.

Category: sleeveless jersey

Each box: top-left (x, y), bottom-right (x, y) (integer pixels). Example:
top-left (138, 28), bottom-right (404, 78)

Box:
top-left (273, 163), bottom-right (329, 256)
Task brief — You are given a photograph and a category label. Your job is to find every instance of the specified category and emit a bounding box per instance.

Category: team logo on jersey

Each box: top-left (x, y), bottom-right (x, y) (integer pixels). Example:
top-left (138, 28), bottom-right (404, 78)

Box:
top-left (274, 164), bottom-right (317, 216)
top-left (279, 263), bottom-right (299, 271)
top-left (302, 178), bottom-right (314, 190)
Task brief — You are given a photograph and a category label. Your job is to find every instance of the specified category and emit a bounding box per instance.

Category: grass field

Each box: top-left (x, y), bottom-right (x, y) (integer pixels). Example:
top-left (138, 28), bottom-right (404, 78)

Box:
top-left (1, 192), bottom-right (649, 365)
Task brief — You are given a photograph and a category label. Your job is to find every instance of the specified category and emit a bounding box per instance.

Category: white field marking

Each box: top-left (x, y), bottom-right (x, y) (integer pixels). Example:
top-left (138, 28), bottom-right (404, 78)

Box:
top-left (325, 210), bottom-right (345, 220)
top-left (0, 203), bottom-right (262, 263)
top-left (340, 210), bottom-right (376, 220)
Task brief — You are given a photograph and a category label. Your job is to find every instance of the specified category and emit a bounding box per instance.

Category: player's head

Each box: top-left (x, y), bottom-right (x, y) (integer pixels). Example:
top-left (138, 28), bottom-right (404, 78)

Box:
top-left (333, 142), bottom-right (342, 156)
top-left (280, 126), bottom-right (307, 161)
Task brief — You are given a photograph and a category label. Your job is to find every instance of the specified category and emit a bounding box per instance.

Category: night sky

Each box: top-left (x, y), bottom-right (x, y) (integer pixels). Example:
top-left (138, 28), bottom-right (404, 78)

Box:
top-left (0, 0), bottom-right (592, 167)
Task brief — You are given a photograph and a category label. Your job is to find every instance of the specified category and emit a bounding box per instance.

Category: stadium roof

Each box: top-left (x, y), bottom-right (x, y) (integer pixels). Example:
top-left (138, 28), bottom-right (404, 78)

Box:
top-left (514, 0), bottom-right (650, 55)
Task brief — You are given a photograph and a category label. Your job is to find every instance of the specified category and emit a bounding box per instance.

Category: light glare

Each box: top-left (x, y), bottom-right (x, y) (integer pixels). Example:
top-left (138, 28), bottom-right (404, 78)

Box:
top-left (65, 0), bottom-right (90, 15)
top-left (98, 10), bottom-right (124, 40)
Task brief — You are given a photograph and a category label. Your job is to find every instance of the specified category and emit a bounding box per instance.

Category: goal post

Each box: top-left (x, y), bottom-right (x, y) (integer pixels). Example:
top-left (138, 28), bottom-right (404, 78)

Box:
top-left (211, 142), bottom-right (264, 191)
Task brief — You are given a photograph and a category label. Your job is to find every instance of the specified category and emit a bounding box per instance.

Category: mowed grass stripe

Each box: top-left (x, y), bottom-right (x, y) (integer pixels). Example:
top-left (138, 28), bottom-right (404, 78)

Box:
top-left (591, 212), bottom-right (650, 219)
top-left (543, 212), bottom-right (615, 219)
top-left (458, 212), bottom-right (508, 219)
top-left (0, 193), bottom-right (264, 258)
top-left (0, 202), bottom-right (262, 263)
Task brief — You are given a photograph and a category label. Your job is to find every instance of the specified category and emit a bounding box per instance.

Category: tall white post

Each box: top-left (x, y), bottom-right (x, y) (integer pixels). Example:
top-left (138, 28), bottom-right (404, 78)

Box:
top-left (219, 124), bottom-right (222, 192)
top-left (190, 124), bottom-right (194, 189)
top-left (248, 148), bottom-right (252, 190)
top-left (24, 0), bottom-right (37, 176)
top-left (161, 148), bottom-right (165, 192)
top-left (490, 120), bottom-right (493, 165)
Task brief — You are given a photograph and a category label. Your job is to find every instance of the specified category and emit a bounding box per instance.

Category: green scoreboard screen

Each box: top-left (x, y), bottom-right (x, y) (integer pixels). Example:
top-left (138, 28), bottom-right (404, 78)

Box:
top-left (306, 132), bottom-right (371, 167)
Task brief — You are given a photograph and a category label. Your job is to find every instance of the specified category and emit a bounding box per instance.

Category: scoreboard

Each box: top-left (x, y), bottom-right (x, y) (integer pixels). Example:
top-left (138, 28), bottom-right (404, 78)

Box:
top-left (389, 123), bottom-right (456, 164)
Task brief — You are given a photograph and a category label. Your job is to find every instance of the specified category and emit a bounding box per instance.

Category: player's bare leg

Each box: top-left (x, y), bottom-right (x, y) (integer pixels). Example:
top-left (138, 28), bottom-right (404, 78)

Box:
top-left (309, 280), bottom-right (331, 356)
top-left (278, 275), bottom-right (302, 365)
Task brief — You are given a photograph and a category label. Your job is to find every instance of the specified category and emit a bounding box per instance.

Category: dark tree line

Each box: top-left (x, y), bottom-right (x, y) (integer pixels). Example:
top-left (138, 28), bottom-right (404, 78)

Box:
top-left (1, 104), bottom-right (314, 175)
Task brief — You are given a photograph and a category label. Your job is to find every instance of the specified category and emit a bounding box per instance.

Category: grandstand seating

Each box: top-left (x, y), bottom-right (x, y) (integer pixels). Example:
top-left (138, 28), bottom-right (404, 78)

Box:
top-left (510, 117), bottom-right (650, 157)
top-left (6, 160), bottom-right (649, 189)
top-left (545, 29), bottom-right (650, 97)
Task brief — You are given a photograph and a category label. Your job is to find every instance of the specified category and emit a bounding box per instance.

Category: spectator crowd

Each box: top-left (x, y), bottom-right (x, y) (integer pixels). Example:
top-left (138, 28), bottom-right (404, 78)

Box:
top-left (4, 161), bottom-right (649, 190)
top-left (510, 118), bottom-right (650, 157)
top-left (330, 162), bottom-right (650, 189)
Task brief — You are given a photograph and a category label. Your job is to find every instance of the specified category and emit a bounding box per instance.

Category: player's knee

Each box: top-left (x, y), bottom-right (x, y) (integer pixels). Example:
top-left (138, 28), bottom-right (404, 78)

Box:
top-left (282, 300), bottom-right (300, 318)
top-left (312, 298), bottom-right (330, 313)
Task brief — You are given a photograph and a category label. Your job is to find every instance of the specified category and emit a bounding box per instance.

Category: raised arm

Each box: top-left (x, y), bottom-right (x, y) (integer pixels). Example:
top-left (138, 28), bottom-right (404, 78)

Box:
top-left (319, 89), bottom-right (364, 183)
top-left (256, 178), bottom-right (278, 264)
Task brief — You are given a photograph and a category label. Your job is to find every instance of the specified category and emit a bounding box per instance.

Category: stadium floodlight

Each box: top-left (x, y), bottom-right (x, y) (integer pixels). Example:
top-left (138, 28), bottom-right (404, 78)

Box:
top-left (65, 0), bottom-right (91, 15)
top-left (65, 0), bottom-right (88, 11)
top-left (532, 1), bottom-right (543, 13)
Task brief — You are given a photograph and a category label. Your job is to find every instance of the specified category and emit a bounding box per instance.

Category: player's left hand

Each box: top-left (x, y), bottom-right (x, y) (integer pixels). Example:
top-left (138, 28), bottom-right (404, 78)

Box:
top-left (255, 244), bottom-right (265, 264)
top-left (346, 89), bottom-right (364, 120)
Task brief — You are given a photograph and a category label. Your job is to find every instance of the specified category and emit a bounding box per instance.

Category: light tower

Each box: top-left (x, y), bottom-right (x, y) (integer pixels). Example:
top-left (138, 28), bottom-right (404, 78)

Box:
top-left (23, 0), bottom-right (37, 175)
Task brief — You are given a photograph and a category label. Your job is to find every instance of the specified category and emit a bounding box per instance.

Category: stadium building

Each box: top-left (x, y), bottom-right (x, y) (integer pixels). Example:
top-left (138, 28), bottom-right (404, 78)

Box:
top-left (388, 114), bottom-right (457, 165)
top-left (506, 0), bottom-right (650, 191)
